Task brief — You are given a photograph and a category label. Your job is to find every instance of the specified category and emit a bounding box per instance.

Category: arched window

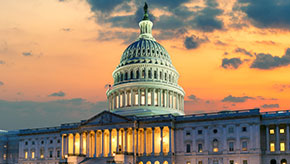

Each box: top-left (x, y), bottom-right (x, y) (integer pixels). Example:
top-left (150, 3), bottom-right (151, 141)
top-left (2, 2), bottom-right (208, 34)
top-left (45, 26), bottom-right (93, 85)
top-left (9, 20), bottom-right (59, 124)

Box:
top-left (154, 70), bottom-right (157, 79)
top-left (142, 69), bottom-right (145, 78)
top-left (120, 73), bottom-right (123, 81)
top-left (213, 139), bottom-right (219, 152)
top-left (271, 159), bottom-right (277, 164)
top-left (130, 70), bottom-right (134, 79)
top-left (146, 162), bottom-right (152, 164)
top-left (139, 162), bottom-right (144, 164)
top-left (154, 161), bottom-right (160, 164)
top-left (281, 159), bottom-right (287, 164)
top-left (136, 70), bottom-right (140, 79)
top-left (148, 70), bottom-right (152, 79)
top-left (163, 161), bottom-right (168, 164)
top-left (125, 72), bottom-right (128, 80)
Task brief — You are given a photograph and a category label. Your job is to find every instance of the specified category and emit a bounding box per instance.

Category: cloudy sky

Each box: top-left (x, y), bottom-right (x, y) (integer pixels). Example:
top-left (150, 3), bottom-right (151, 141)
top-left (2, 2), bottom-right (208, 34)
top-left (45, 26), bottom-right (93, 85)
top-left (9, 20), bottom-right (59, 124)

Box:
top-left (1, 0), bottom-right (290, 130)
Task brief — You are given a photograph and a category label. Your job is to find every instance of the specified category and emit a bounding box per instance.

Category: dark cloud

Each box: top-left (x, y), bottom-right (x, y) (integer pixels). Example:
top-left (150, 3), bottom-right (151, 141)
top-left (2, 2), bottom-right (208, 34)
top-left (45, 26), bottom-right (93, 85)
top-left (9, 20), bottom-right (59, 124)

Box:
top-left (255, 40), bottom-right (276, 45)
top-left (235, 47), bottom-right (253, 57)
top-left (0, 99), bottom-right (106, 130)
top-left (238, 0), bottom-right (290, 29)
top-left (86, 0), bottom-right (224, 43)
top-left (215, 40), bottom-right (227, 46)
top-left (221, 58), bottom-right (243, 69)
top-left (0, 81), bottom-right (3, 86)
top-left (273, 84), bottom-right (290, 92)
top-left (184, 35), bottom-right (208, 50)
top-left (222, 95), bottom-right (255, 103)
top-left (250, 48), bottom-right (290, 69)
top-left (0, 60), bottom-right (5, 64)
top-left (261, 104), bottom-right (280, 109)
top-left (257, 96), bottom-right (278, 101)
top-left (61, 28), bottom-right (71, 32)
top-left (97, 30), bottom-right (138, 44)
top-left (22, 52), bottom-right (32, 56)
top-left (188, 94), bottom-right (200, 102)
top-left (48, 91), bottom-right (66, 97)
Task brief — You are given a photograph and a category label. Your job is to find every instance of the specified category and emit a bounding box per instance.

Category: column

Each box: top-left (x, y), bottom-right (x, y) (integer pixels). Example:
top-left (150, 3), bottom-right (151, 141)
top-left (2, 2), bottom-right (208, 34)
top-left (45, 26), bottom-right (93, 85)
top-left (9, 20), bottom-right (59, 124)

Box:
top-left (101, 130), bottom-right (104, 157)
top-left (145, 88), bottom-right (148, 106)
top-left (266, 125), bottom-right (270, 152)
top-left (152, 89), bottom-right (155, 106)
top-left (276, 125), bottom-right (280, 152)
top-left (286, 125), bottom-right (289, 152)
top-left (158, 89), bottom-right (161, 106)
top-left (136, 129), bottom-right (139, 155)
top-left (86, 132), bottom-right (90, 157)
top-left (109, 130), bottom-right (112, 156)
top-left (80, 133), bottom-right (83, 155)
top-left (138, 89), bottom-right (141, 106)
top-left (124, 129), bottom-right (127, 153)
top-left (169, 127), bottom-right (172, 154)
top-left (160, 127), bottom-right (163, 155)
top-left (133, 129), bottom-right (135, 155)
top-left (94, 132), bottom-right (97, 157)
top-left (116, 129), bottom-right (119, 153)
top-left (144, 129), bottom-right (147, 156)
top-left (66, 135), bottom-right (69, 155)
top-left (62, 135), bottom-right (65, 158)
top-left (152, 128), bottom-right (155, 156)
top-left (236, 125), bottom-right (240, 151)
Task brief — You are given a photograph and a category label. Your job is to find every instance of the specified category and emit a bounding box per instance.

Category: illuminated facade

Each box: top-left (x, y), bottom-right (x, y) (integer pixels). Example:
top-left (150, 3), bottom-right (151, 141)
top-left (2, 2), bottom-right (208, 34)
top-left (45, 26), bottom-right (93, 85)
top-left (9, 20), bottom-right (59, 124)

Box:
top-left (1, 3), bottom-right (290, 164)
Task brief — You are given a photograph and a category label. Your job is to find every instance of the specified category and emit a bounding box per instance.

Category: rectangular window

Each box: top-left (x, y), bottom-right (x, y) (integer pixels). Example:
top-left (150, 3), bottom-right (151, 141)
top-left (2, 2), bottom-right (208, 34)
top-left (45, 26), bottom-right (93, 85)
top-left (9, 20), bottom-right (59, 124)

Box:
top-left (280, 142), bottom-right (285, 151)
top-left (124, 92), bottom-right (128, 106)
top-left (49, 150), bottom-right (53, 158)
top-left (270, 129), bottom-right (275, 134)
top-left (198, 144), bottom-right (203, 153)
top-left (229, 142), bottom-right (234, 151)
top-left (229, 160), bottom-right (234, 164)
top-left (270, 143), bottom-right (275, 152)
top-left (120, 94), bottom-right (123, 107)
top-left (242, 127), bottom-right (247, 132)
top-left (243, 160), bottom-right (248, 164)
top-left (186, 144), bottom-right (191, 153)
top-left (31, 151), bottom-right (35, 159)
top-left (148, 91), bottom-right (152, 105)
top-left (242, 141), bottom-right (247, 151)
top-left (213, 160), bottom-right (218, 164)
top-left (198, 130), bottom-right (203, 135)
top-left (40, 148), bottom-right (44, 159)
top-left (57, 150), bottom-right (60, 158)
top-left (24, 151), bottom-right (28, 159)
top-left (128, 92), bottom-right (131, 106)
top-left (198, 161), bottom-right (202, 164)
top-left (186, 161), bottom-right (191, 164)
top-left (154, 91), bottom-right (158, 106)
top-left (228, 127), bottom-right (234, 133)
top-left (3, 154), bottom-right (6, 160)
top-left (186, 131), bottom-right (191, 136)
top-left (116, 95), bottom-right (119, 108)
top-left (141, 91), bottom-right (145, 105)
top-left (280, 128), bottom-right (285, 134)
top-left (135, 93), bottom-right (138, 105)
top-left (161, 91), bottom-right (164, 107)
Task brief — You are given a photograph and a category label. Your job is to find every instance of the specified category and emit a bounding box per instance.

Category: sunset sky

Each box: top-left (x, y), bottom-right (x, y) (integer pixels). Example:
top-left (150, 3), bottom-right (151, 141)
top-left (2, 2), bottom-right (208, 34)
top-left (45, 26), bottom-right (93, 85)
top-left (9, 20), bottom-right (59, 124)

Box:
top-left (1, 0), bottom-right (290, 130)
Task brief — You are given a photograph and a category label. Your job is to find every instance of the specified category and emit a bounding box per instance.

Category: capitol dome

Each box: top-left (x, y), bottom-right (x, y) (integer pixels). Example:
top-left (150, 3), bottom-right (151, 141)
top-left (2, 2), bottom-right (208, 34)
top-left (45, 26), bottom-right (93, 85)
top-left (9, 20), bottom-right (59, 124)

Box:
top-left (106, 3), bottom-right (185, 116)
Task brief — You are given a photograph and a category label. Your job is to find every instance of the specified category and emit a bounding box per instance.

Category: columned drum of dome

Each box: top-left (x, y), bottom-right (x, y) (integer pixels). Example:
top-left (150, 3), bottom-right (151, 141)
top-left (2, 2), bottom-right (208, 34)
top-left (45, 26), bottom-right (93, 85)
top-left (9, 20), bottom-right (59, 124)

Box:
top-left (106, 3), bottom-right (185, 116)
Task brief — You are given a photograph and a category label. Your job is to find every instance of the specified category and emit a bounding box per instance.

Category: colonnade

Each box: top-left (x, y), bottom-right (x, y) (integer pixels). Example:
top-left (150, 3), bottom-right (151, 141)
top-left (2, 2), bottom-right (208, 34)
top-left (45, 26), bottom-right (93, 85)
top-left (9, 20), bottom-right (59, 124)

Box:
top-left (265, 124), bottom-right (290, 152)
top-left (108, 88), bottom-right (184, 111)
top-left (62, 126), bottom-right (173, 158)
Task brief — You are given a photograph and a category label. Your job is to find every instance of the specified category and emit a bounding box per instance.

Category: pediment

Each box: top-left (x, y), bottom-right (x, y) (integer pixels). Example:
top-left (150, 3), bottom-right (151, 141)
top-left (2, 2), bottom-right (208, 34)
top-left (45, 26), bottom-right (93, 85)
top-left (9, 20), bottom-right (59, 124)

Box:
top-left (82, 111), bottom-right (131, 126)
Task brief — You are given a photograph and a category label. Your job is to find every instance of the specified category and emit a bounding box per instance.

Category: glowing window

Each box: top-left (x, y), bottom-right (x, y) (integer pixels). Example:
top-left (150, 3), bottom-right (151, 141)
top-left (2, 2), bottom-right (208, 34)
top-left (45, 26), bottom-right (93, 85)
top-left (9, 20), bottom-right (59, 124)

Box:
top-left (128, 92), bottom-right (131, 106)
top-left (3, 154), bottom-right (6, 160)
top-left (280, 142), bottom-right (285, 151)
top-left (270, 129), bottom-right (275, 134)
top-left (198, 144), bottom-right (203, 152)
top-left (280, 128), bottom-right (285, 134)
top-left (40, 148), bottom-right (44, 158)
top-left (213, 139), bottom-right (219, 152)
top-left (154, 161), bottom-right (160, 164)
top-left (154, 91), bottom-right (158, 106)
top-left (146, 162), bottom-right (152, 164)
top-left (120, 94), bottom-right (123, 107)
top-left (270, 143), bottom-right (275, 152)
top-left (186, 162), bottom-right (191, 164)
top-left (148, 91), bottom-right (152, 105)
top-left (242, 141), bottom-right (247, 151)
top-left (141, 91), bottom-right (145, 105)
top-left (31, 151), bottom-right (35, 159)
top-left (135, 93), bottom-right (138, 105)
top-left (24, 151), bottom-right (28, 159)
top-left (163, 161), bottom-right (168, 164)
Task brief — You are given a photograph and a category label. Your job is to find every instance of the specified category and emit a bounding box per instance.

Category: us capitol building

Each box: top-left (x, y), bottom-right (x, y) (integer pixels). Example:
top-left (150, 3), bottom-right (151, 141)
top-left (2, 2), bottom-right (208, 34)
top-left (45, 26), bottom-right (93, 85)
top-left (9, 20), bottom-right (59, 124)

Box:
top-left (1, 3), bottom-right (290, 164)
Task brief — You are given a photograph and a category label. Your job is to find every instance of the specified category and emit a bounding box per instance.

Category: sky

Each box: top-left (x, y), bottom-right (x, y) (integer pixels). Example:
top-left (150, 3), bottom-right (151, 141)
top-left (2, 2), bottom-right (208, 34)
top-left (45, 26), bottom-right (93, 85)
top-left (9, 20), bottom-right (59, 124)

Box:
top-left (1, 0), bottom-right (290, 130)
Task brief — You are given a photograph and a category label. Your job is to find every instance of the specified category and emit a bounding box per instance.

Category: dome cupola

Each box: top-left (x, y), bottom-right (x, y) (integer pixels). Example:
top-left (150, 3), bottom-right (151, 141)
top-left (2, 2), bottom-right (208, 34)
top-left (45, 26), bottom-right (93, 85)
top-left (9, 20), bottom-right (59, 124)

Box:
top-left (106, 3), bottom-right (185, 116)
